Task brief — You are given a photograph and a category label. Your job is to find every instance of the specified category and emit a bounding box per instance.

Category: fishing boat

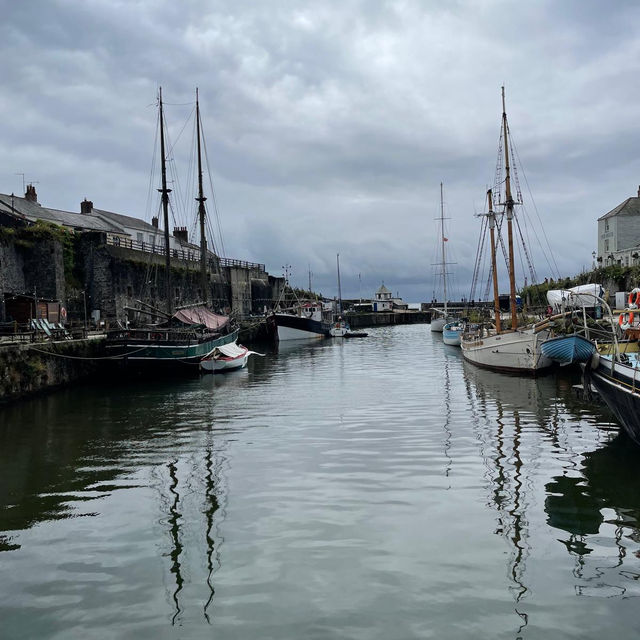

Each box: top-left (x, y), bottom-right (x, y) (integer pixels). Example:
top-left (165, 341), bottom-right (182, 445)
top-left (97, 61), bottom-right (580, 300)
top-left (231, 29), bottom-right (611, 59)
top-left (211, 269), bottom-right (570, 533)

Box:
top-left (443, 321), bottom-right (463, 346)
top-left (273, 300), bottom-right (332, 341)
top-left (200, 341), bottom-right (252, 372)
top-left (430, 183), bottom-right (455, 333)
top-left (461, 88), bottom-right (552, 375)
top-left (105, 88), bottom-right (236, 370)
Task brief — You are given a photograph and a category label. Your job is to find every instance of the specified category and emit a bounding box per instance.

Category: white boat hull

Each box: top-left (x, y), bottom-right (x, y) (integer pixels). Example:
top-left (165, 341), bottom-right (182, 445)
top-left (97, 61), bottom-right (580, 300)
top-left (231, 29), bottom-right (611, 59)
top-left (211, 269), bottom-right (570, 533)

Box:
top-left (461, 327), bottom-right (553, 373)
top-left (201, 353), bottom-right (248, 372)
top-left (277, 325), bottom-right (325, 341)
top-left (443, 331), bottom-right (462, 346)
top-left (430, 317), bottom-right (446, 332)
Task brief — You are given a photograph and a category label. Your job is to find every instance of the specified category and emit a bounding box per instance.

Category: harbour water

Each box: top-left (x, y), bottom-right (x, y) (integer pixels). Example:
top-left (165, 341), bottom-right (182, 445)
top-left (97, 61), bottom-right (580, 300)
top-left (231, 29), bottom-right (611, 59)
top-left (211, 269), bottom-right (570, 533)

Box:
top-left (1, 324), bottom-right (640, 639)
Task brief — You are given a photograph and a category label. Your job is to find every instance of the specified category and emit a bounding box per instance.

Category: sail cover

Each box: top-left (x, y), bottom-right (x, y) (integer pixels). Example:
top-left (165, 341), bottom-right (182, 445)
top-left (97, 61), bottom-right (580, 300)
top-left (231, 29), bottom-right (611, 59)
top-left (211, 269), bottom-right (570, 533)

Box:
top-left (173, 306), bottom-right (229, 331)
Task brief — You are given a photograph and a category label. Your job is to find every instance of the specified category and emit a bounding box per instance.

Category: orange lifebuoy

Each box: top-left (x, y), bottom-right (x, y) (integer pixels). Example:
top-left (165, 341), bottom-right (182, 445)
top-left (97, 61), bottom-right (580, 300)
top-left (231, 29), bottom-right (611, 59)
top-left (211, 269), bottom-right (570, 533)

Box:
top-left (628, 290), bottom-right (640, 307)
top-left (619, 312), bottom-right (634, 327)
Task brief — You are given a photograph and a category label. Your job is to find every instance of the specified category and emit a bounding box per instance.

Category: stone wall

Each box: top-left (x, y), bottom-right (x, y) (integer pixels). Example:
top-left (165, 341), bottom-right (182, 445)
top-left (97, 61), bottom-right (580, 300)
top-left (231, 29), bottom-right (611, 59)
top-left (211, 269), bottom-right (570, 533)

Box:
top-left (0, 233), bottom-right (66, 321)
top-left (2, 230), bottom-right (284, 325)
top-left (0, 339), bottom-right (105, 403)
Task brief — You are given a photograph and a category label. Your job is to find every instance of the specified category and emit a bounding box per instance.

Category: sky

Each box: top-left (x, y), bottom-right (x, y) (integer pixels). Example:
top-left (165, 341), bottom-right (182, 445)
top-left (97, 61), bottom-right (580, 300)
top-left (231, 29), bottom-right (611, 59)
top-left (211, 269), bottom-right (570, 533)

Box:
top-left (2, 0), bottom-right (640, 303)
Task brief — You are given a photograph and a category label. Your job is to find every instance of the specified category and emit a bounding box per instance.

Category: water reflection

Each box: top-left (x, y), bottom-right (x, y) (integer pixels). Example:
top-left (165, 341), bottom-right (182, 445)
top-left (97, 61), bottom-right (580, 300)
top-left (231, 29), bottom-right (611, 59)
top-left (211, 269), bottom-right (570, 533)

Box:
top-left (546, 434), bottom-right (640, 597)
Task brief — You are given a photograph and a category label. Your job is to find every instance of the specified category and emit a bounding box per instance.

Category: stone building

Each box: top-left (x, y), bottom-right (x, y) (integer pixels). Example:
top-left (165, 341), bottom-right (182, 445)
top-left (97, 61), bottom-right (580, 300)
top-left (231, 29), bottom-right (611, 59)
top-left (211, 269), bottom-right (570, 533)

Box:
top-left (597, 187), bottom-right (640, 267)
top-left (0, 186), bottom-right (282, 324)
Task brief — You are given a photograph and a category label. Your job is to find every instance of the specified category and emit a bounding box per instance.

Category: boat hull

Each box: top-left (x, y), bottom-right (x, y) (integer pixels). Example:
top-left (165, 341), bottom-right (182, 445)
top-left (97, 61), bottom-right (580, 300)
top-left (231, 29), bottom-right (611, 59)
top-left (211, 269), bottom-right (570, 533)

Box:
top-left (587, 359), bottom-right (640, 446)
top-left (274, 314), bottom-right (329, 341)
top-left (430, 317), bottom-right (446, 333)
top-left (105, 329), bottom-right (238, 371)
top-left (461, 327), bottom-right (553, 374)
top-left (540, 334), bottom-right (595, 364)
top-left (443, 322), bottom-right (462, 346)
top-left (200, 351), bottom-right (249, 373)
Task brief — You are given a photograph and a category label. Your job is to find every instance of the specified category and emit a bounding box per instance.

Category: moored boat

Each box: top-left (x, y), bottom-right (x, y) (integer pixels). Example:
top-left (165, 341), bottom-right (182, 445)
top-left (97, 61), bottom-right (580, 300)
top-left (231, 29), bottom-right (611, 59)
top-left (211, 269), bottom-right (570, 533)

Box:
top-left (540, 334), bottom-right (596, 365)
top-left (430, 183), bottom-right (456, 333)
top-left (442, 321), bottom-right (463, 346)
top-left (274, 301), bottom-right (332, 341)
top-left (105, 88), bottom-right (235, 371)
top-left (584, 351), bottom-right (640, 446)
top-left (200, 341), bottom-right (252, 373)
top-left (461, 87), bottom-right (552, 375)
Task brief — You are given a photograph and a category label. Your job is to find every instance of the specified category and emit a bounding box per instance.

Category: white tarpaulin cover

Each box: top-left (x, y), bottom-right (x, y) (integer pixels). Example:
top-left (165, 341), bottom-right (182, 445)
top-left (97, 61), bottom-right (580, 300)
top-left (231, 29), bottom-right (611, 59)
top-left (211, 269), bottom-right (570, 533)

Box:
top-left (546, 284), bottom-right (603, 309)
top-left (214, 342), bottom-right (248, 358)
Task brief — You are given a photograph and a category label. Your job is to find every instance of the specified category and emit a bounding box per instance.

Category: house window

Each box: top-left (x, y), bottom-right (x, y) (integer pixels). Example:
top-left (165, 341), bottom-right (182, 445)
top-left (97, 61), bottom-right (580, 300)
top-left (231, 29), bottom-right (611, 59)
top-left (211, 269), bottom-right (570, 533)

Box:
top-left (605, 220), bottom-right (609, 231)
top-left (137, 232), bottom-right (143, 243)
top-left (605, 240), bottom-right (609, 252)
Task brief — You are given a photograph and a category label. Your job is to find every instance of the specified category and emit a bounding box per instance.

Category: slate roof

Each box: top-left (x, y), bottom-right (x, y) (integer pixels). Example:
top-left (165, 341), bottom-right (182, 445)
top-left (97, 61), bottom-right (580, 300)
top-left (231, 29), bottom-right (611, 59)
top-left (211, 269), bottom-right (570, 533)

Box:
top-left (93, 208), bottom-right (158, 233)
top-left (598, 197), bottom-right (640, 221)
top-left (376, 284), bottom-right (391, 294)
top-left (0, 193), bottom-right (123, 233)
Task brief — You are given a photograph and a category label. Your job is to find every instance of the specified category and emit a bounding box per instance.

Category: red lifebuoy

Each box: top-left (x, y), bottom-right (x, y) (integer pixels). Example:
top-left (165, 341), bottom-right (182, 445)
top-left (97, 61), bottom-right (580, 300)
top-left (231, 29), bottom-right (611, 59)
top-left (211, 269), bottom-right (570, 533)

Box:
top-left (619, 312), bottom-right (634, 327)
top-left (60, 307), bottom-right (67, 321)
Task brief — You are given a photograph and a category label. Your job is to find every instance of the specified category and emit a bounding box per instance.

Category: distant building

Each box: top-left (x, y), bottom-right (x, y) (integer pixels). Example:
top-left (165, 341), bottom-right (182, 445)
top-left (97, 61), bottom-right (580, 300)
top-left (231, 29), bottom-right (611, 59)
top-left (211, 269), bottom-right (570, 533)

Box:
top-left (373, 283), bottom-right (393, 311)
top-left (597, 186), bottom-right (640, 267)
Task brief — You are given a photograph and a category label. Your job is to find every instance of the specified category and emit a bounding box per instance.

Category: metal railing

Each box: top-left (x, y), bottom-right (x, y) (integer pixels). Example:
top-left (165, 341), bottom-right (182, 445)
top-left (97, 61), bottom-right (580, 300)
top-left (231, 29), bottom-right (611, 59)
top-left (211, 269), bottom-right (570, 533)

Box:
top-left (105, 235), bottom-right (265, 272)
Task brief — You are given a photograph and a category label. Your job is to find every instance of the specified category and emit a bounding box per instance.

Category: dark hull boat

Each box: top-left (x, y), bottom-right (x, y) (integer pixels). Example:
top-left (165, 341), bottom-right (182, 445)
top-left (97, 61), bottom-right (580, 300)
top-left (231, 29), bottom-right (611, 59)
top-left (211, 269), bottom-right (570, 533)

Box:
top-left (540, 334), bottom-right (596, 365)
top-left (105, 88), bottom-right (234, 373)
top-left (584, 354), bottom-right (640, 447)
top-left (106, 326), bottom-right (238, 372)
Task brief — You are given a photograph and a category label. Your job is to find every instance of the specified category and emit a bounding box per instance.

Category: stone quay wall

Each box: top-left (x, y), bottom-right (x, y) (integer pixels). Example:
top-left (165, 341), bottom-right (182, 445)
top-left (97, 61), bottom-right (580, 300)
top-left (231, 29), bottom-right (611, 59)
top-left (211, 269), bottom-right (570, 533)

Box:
top-left (0, 338), bottom-right (105, 404)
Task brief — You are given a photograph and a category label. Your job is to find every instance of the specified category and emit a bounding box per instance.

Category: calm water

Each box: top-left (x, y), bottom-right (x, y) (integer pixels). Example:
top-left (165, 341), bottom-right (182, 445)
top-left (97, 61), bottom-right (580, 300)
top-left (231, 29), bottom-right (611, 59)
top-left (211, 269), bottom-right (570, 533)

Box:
top-left (1, 324), bottom-right (640, 639)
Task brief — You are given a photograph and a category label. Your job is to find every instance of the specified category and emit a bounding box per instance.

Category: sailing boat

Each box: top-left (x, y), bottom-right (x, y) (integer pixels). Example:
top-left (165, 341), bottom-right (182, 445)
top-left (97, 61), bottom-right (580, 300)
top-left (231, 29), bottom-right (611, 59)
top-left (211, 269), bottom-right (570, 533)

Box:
top-left (328, 253), bottom-right (368, 338)
top-left (430, 183), bottom-right (455, 332)
top-left (105, 88), bottom-right (237, 370)
top-left (460, 88), bottom-right (552, 374)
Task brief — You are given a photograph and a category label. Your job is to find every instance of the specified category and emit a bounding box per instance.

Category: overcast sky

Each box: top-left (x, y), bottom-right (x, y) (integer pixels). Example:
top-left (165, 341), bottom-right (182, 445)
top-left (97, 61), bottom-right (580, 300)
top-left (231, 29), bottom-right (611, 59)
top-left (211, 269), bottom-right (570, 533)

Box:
top-left (2, 0), bottom-right (640, 302)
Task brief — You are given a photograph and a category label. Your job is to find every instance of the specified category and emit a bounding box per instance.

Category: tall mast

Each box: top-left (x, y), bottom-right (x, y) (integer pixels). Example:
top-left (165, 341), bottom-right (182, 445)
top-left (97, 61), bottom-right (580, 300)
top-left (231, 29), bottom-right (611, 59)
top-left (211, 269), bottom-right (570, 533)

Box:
top-left (158, 87), bottom-right (173, 316)
top-left (195, 88), bottom-right (208, 305)
top-left (487, 189), bottom-right (501, 333)
top-left (502, 86), bottom-right (518, 330)
top-left (336, 253), bottom-right (342, 315)
top-left (440, 182), bottom-right (448, 315)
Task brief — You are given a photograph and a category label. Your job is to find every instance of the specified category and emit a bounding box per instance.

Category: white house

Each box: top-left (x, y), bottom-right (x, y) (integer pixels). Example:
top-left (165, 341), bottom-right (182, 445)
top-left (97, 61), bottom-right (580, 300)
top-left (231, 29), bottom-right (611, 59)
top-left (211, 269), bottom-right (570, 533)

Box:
top-left (597, 187), bottom-right (640, 267)
top-left (373, 283), bottom-right (393, 311)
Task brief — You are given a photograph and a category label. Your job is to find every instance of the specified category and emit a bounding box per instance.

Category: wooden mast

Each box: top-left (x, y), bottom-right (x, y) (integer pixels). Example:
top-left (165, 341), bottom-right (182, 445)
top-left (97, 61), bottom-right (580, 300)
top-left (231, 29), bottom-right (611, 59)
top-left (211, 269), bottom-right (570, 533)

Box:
top-left (195, 88), bottom-right (208, 305)
top-left (487, 188), bottom-right (501, 333)
top-left (158, 87), bottom-right (173, 316)
top-left (502, 86), bottom-right (518, 330)
top-left (440, 182), bottom-right (448, 316)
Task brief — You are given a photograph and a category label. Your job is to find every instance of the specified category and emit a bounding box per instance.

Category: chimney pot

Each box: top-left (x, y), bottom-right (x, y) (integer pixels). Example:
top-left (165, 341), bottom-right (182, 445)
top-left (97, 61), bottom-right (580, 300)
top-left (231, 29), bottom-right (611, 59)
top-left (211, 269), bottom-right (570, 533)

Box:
top-left (25, 184), bottom-right (38, 203)
top-left (80, 198), bottom-right (93, 214)
top-left (152, 216), bottom-right (158, 228)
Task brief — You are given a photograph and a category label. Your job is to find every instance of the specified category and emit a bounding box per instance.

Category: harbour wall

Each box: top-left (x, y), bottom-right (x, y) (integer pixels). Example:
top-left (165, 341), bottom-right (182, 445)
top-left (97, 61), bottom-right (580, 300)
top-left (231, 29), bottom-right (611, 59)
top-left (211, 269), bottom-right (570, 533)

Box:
top-left (346, 311), bottom-right (430, 328)
top-left (0, 338), bottom-right (105, 404)
top-left (1, 228), bottom-right (284, 325)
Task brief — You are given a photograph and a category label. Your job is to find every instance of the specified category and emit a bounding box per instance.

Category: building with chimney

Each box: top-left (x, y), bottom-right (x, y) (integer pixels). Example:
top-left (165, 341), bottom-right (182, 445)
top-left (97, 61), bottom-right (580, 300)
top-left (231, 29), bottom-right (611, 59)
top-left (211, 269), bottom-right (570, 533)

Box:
top-left (597, 186), bottom-right (640, 266)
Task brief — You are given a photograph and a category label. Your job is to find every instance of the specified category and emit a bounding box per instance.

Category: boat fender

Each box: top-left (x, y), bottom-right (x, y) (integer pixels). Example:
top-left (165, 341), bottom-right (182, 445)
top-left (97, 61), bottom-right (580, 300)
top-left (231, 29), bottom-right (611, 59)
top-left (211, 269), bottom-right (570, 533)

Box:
top-left (619, 312), bottom-right (634, 330)
top-left (630, 288), bottom-right (640, 309)
top-left (590, 351), bottom-right (600, 370)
